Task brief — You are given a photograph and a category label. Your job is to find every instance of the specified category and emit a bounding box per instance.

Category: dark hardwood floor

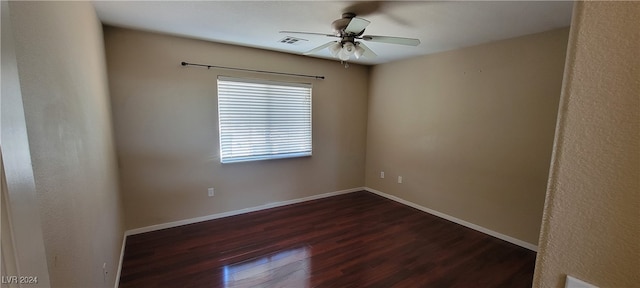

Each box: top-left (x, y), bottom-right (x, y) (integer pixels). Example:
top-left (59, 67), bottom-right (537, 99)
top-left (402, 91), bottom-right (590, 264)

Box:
top-left (119, 191), bottom-right (536, 288)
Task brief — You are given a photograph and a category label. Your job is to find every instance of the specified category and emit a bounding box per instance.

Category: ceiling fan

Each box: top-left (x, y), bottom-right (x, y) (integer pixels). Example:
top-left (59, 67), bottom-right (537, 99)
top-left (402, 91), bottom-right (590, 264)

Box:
top-left (280, 12), bottom-right (420, 62)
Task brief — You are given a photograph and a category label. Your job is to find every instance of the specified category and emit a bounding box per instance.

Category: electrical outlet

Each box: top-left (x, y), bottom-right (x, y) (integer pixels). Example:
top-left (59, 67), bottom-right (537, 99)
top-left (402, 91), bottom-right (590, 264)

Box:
top-left (398, 176), bottom-right (403, 184)
top-left (208, 188), bottom-right (215, 197)
top-left (380, 171), bottom-right (385, 179)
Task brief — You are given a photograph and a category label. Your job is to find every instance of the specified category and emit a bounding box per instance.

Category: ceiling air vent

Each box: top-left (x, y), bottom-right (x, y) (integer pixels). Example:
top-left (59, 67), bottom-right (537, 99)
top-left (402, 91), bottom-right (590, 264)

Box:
top-left (279, 36), bottom-right (308, 45)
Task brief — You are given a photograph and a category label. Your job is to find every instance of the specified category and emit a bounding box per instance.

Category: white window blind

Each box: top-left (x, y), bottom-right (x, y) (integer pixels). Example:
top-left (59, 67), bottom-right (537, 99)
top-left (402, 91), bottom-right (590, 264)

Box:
top-left (217, 77), bottom-right (312, 164)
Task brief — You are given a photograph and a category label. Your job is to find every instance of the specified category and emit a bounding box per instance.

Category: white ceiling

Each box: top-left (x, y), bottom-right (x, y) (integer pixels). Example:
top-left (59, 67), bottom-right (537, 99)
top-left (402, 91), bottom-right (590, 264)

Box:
top-left (93, 1), bottom-right (574, 65)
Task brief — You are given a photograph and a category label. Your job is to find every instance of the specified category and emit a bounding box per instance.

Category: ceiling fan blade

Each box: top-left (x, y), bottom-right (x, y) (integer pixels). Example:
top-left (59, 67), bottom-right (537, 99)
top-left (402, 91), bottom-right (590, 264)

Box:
top-left (304, 41), bottom-right (338, 55)
top-left (361, 35), bottom-right (420, 46)
top-left (344, 17), bottom-right (370, 35)
top-left (357, 42), bottom-right (377, 58)
top-left (280, 31), bottom-right (337, 38)
top-left (343, 2), bottom-right (382, 17)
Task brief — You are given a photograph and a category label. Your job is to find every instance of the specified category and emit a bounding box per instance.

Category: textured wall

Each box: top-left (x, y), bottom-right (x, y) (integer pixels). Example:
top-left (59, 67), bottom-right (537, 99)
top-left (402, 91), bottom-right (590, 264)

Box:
top-left (104, 27), bottom-right (369, 230)
top-left (533, 2), bottom-right (640, 287)
top-left (1, 1), bottom-right (50, 284)
top-left (10, 2), bottom-right (125, 287)
top-left (365, 28), bottom-right (569, 246)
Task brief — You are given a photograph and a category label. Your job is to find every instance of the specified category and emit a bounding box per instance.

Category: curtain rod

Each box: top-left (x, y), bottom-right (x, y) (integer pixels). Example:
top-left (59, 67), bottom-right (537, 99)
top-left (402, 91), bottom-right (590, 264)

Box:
top-left (181, 61), bottom-right (325, 80)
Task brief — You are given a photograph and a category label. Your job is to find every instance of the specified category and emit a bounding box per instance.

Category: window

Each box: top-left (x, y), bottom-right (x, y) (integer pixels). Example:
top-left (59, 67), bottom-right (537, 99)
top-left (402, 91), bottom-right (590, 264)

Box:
top-left (217, 77), bottom-right (312, 164)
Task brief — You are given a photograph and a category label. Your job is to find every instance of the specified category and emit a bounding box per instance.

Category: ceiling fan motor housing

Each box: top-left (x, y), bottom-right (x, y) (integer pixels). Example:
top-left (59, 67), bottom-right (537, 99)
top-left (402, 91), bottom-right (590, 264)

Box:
top-left (331, 12), bottom-right (358, 36)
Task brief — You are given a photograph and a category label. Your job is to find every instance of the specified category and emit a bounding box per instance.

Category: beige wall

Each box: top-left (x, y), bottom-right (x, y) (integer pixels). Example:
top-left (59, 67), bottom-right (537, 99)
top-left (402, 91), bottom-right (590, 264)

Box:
top-left (9, 2), bottom-right (124, 287)
top-left (533, 2), bottom-right (640, 287)
top-left (1, 1), bottom-right (50, 285)
top-left (365, 28), bottom-right (569, 246)
top-left (104, 27), bottom-right (369, 230)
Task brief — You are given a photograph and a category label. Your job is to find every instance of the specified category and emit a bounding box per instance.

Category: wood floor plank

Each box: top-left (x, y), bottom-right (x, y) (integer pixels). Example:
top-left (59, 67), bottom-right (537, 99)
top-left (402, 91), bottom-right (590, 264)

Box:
top-left (119, 191), bottom-right (537, 287)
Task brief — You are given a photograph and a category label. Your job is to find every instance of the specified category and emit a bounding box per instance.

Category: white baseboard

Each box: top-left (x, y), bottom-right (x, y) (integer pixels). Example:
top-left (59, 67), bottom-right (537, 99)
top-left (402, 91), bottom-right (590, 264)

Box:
top-left (364, 187), bottom-right (538, 252)
top-left (124, 187), bottom-right (364, 237)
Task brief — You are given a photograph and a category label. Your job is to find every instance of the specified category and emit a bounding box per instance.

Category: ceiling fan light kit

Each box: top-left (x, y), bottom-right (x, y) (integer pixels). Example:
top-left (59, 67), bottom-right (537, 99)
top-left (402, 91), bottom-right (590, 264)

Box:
top-left (281, 12), bottom-right (420, 65)
top-left (329, 41), bottom-right (366, 61)
top-left (339, 42), bottom-right (355, 60)
top-left (329, 42), bottom-right (342, 57)
top-left (354, 45), bottom-right (365, 59)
